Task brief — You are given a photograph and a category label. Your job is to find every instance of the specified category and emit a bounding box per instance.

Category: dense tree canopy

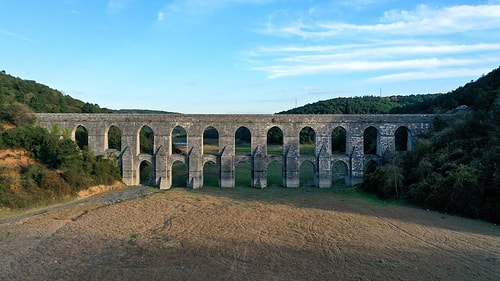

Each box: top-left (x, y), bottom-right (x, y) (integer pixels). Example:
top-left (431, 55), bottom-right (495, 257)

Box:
top-left (360, 68), bottom-right (500, 223)
top-left (279, 95), bottom-right (440, 115)
top-left (0, 71), bottom-right (111, 113)
top-left (0, 71), bottom-right (120, 209)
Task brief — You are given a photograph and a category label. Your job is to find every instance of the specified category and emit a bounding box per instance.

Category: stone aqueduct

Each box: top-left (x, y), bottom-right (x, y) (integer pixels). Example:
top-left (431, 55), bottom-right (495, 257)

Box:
top-left (36, 113), bottom-right (434, 189)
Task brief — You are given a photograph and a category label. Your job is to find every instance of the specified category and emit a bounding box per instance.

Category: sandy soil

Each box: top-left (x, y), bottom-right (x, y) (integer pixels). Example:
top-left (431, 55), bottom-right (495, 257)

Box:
top-left (0, 149), bottom-right (34, 167)
top-left (0, 186), bottom-right (498, 281)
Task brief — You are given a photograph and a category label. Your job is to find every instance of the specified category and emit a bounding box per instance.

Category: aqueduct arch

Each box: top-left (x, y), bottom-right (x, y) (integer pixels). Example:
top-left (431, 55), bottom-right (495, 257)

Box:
top-left (36, 113), bottom-right (433, 189)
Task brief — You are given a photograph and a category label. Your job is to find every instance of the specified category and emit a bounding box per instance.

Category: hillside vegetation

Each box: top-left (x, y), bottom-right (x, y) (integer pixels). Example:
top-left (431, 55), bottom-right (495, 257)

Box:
top-left (279, 94), bottom-right (440, 114)
top-left (363, 68), bottom-right (500, 223)
top-left (283, 68), bottom-right (500, 223)
top-left (0, 71), bottom-right (121, 209)
top-left (0, 71), bottom-right (111, 114)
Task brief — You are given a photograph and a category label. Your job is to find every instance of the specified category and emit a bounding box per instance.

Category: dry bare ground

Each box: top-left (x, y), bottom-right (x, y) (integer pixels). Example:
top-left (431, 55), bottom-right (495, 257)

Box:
top-left (0, 186), bottom-right (499, 281)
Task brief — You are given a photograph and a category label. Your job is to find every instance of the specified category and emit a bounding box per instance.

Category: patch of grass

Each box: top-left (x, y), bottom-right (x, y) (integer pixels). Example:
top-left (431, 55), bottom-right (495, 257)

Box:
top-left (235, 162), bottom-right (251, 187)
top-left (333, 186), bottom-right (394, 206)
top-left (266, 144), bottom-right (282, 155)
top-left (266, 161), bottom-right (282, 187)
top-left (235, 145), bottom-right (250, 155)
top-left (0, 208), bottom-right (23, 220)
top-left (127, 233), bottom-right (139, 245)
top-left (299, 144), bottom-right (315, 155)
top-left (375, 258), bottom-right (403, 269)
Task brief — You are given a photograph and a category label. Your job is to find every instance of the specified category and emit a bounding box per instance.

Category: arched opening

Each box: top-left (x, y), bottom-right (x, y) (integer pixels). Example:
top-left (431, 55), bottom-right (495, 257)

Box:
top-left (299, 161), bottom-right (315, 187)
top-left (235, 161), bottom-right (251, 188)
top-left (235, 126), bottom-right (251, 155)
top-left (172, 125), bottom-right (187, 155)
top-left (139, 160), bottom-right (153, 186)
top-left (75, 125), bottom-right (88, 150)
top-left (364, 160), bottom-right (378, 175)
top-left (139, 125), bottom-right (154, 155)
top-left (107, 125), bottom-right (121, 150)
top-left (363, 126), bottom-right (379, 155)
top-left (395, 126), bottom-right (410, 151)
top-left (299, 126), bottom-right (315, 155)
top-left (267, 126), bottom-right (283, 155)
top-left (203, 161), bottom-right (219, 187)
top-left (267, 160), bottom-right (282, 187)
top-left (332, 160), bottom-right (348, 187)
top-left (332, 126), bottom-right (346, 154)
top-left (171, 161), bottom-right (187, 188)
top-left (203, 126), bottom-right (219, 155)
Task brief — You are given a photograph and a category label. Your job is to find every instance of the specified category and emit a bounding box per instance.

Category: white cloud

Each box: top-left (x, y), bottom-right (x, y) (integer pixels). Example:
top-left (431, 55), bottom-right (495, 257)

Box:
top-left (157, 11), bottom-right (165, 22)
top-left (247, 4), bottom-right (500, 81)
top-left (251, 57), bottom-right (481, 79)
top-left (367, 67), bottom-right (494, 82)
top-left (262, 4), bottom-right (500, 38)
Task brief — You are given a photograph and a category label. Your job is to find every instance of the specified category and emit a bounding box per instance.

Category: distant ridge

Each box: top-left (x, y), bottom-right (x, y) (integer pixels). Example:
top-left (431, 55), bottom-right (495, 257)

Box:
top-left (0, 71), bottom-right (178, 114)
top-left (279, 66), bottom-right (500, 115)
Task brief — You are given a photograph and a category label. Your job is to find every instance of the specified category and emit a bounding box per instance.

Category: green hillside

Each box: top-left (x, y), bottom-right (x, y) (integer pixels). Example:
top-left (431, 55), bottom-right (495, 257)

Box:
top-left (362, 67), bottom-right (500, 224)
top-left (280, 68), bottom-right (500, 116)
top-left (279, 94), bottom-right (440, 114)
top-left (0, 72), bottom-right (120, 210)
top-left (0, 71), bottom-right (111, 114)
top-left (392, 68), bottom-right (500, 114)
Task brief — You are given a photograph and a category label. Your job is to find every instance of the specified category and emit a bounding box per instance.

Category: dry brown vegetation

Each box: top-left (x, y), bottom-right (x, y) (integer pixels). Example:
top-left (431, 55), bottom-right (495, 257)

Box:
top-left (0, 186), bottom-right (498, 281)
top-left (0, 149), bottom-right (34, 167)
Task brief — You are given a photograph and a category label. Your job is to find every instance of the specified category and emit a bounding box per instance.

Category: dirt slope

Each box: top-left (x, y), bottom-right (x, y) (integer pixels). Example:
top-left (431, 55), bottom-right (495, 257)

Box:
top-left (0, 186), bottom-right (498, 281)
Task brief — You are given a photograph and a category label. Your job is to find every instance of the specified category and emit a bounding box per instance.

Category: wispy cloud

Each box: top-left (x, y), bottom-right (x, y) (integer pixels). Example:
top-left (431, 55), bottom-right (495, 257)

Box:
top-left (262, 4), bottom-right (500, 38)
top-left (367, 67), bottom-right (494, 82)
top-left (107, 0), bottom-right (132, 14)
top-left (157, 0), bottom-right (275, 22)
top-left (247, 4), bottom-right (500, 81)
top-left (0, 28), bottom-right (37, 43)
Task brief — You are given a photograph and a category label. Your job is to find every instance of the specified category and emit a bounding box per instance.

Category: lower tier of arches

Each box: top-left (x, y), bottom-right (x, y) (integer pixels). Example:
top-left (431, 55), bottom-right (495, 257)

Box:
top-left (120, 153), bottom-right (384, 189)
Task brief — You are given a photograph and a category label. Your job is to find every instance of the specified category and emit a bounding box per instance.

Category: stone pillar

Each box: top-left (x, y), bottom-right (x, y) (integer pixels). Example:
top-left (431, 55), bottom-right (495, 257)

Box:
top-left (121, 127), bottom-right (138, 186)
top-left (88, 130), bottom-right (106, 156)
top-left (379, 125), bottom-right (395, 157)
top-left (317, 141), bottom-right (332, 188)
top-left (155, 145), bottom-right (169, 189)
top-left (252, 145), bottom-right (267, 188)
top-left (218, 134), bottom-right (235, 188)
top-left (283, 135), bottom-right (299, 188)
top-left (251, 129), bottom-right (267, 188)
top-left (220, 152), bottom-right (234, 188)
top-left (348, 131), bottom-right (364, 186)
top-left (187, 133), bottom-right (203, 189)
top-left (121, 146), bottom-right (134, 185)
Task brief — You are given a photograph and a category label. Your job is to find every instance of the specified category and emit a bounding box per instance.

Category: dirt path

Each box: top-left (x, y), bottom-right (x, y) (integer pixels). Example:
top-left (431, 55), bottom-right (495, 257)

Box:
top-left (0, 186), bottom-right (159, 225)
top-left (0, 187), bottom-right (498, 281)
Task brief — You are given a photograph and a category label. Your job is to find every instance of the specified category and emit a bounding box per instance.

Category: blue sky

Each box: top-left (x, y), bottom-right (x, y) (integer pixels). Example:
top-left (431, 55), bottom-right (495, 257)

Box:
top-left (1, 0), bottom-right (500, 113)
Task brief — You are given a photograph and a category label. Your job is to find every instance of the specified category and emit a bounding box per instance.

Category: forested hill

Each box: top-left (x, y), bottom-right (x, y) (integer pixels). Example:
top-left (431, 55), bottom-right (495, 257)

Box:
top-left (392, 67), bottom-right (500, 113)
top-left (363, 68), bottom-right (500, 224)
top-left (279, 67), bottom-right (500, 115)
top-left (0, 71), bottom-right (111, 113)
top-left (0, 71), bottom-right (121, 210)
top-left (278, 95), bottom-right (439, 114)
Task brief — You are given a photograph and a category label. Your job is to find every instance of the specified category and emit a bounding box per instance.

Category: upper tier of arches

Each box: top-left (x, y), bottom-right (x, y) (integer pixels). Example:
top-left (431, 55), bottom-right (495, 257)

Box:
top-left (43, 113), bottom-right (431, 158)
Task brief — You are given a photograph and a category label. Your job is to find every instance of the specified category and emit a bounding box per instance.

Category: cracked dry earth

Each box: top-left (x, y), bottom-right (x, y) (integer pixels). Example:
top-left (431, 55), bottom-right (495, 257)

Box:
top-left (0, 186), bottom-right (499, 281)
